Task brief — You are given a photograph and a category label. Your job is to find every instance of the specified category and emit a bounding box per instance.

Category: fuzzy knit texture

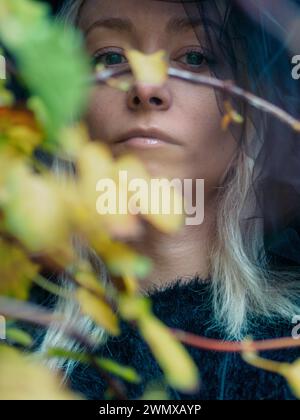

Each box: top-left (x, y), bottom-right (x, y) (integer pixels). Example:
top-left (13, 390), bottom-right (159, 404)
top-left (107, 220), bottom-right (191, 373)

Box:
top-left (61, 276), bottom-right (300, 400)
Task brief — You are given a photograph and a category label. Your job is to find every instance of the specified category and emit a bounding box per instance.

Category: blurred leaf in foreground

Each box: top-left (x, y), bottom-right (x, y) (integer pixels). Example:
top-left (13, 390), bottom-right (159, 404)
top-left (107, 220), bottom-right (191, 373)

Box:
top-left (125, 49), bottom-right (168, 85)
top-left (76, 287), bottom-right (120, 336)
top-left (138, 315), bottom-right (200, 394)
top-left (0, 344), bottom-right (81, 400)
top-left (242, 342), bottom-right (300, 399)
top-left (5, 327), bottom-right (33, 348)
top-left (0, 0), bottom-right (91, 145)
top-left (279, 359), bottom-right (300, 399)
top-left (0, 106), bottom-right (43, 155)
top-left (119, 295), bottom-right (200, 393)
top-left (2, 163), bottom-right (69, 252)
top-left (0, 237), bottom-right (39, 300)
top-left (48, 347), bottom-right (141, 384)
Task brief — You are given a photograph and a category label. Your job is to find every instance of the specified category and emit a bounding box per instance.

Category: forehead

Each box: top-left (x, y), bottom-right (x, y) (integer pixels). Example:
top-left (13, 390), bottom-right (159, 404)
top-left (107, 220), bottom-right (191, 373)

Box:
top-left (78, 0), bottom-right (194, 35)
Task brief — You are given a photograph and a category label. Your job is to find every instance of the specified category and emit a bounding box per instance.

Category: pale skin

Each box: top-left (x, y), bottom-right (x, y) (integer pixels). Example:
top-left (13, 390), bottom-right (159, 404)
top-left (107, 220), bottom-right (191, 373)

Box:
top-left (77, 0), bottom-right (238, 291)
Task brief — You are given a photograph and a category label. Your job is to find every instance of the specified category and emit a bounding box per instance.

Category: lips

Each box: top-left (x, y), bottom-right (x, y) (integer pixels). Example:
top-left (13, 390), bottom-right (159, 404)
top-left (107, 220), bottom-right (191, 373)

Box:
top-left (115, 128), bottom-right (178, 147)
top-left (117, 137), bottom-right (166, 147)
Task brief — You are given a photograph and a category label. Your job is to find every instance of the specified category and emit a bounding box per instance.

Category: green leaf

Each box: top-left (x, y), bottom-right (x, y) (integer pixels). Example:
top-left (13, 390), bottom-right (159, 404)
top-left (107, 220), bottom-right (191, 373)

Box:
top-left (47, 348), bottom-right (90, 364)
top-left (0, 0), bottom-right (49, 48)
top-left (96, 358), bottom-right (141, 384)
top-left (0, 0), bottom-right (91, 144)
top-left (6, 328), bottom-right (33, 347)
top-left (48, 348), bottom-right (141, 383)
top-left (21, 22), bottom-right (91, 143)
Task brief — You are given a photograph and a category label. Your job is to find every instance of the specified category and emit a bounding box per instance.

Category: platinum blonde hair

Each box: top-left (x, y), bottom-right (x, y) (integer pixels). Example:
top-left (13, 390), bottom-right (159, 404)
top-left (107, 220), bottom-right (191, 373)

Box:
top-left (40, 0), bottom-right (300, 374)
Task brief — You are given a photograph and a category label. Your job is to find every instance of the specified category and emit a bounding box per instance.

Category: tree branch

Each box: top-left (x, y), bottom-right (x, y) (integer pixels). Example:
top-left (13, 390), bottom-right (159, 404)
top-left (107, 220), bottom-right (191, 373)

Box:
top-left (90, 66), bottom-right (300, 132)
top-left (171, 328), bottom-right (300, 353)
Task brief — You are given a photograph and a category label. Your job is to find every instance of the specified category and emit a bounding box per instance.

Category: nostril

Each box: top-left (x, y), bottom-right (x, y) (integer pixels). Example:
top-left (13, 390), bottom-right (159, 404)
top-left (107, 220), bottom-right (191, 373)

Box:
top-left (149, 97), bottom-right (163, 106)
top-left (133, 96), bottom-right (140, 105)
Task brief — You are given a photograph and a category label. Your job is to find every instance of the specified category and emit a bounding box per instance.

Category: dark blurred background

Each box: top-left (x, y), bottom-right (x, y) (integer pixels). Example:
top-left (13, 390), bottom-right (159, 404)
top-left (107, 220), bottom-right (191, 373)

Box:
top-left (41, 0), bottom-right (62, 14)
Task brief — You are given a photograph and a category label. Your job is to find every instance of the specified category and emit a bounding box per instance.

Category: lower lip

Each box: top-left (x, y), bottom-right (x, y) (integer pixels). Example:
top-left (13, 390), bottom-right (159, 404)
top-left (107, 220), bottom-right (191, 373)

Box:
top-left (117, 137), bottom-right (167, 148)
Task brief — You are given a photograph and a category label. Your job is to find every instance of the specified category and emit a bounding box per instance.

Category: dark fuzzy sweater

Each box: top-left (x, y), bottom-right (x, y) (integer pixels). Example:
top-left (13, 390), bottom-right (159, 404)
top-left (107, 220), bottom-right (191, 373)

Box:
top-left (66, 277), bottom-right (300, 400)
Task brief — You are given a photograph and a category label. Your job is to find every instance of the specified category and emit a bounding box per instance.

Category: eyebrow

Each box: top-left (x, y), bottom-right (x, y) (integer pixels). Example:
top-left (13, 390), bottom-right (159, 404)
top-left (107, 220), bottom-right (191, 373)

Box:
top-left (84, 16), bottom-right (203, 38)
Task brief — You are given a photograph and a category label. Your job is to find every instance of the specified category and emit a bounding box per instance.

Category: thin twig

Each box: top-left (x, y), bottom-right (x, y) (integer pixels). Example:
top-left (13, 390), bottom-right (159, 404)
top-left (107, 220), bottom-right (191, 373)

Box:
top-left (172, 328), bottom-right (300, 353)
top-left (0, 296), bottom-right (95, 348)
top-left (2, 231), bottom-right (300, 355)
top-left (0, 296), bottom-right (128, 399)
top-left (90, 66), bottom-right (300, 132)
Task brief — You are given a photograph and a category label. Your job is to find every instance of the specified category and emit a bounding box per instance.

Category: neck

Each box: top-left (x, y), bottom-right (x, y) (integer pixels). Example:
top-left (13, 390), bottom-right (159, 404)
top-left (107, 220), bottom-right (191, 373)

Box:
top-left (124, 201), bottom-right (216, 292)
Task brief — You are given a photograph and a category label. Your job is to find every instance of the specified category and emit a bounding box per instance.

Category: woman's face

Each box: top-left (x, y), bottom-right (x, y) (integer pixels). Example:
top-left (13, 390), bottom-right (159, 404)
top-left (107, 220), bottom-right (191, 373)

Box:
top-left (78, 0), bottom-right (237, 199)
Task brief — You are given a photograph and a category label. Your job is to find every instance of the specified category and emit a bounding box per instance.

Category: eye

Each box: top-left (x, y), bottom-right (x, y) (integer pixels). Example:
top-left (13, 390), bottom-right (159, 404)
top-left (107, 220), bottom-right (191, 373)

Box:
top-left (92, 50), bottom-right (128, 68)
top-left (92, 48), bottom-right (213, 72)
top-left (176, 49), bottom-right (211, 71)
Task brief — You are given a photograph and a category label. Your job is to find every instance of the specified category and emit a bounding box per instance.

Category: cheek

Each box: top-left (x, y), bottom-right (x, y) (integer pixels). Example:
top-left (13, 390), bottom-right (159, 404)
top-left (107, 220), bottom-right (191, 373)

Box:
top-left (182, 88), bottom-right (238, 190)
top-left (84, 87), bottom-right (122, 141)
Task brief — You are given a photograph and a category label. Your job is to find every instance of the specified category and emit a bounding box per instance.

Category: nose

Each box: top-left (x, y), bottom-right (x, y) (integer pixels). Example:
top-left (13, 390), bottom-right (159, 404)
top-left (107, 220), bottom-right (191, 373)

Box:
top-left (126, 81), bottom-right (172, 111)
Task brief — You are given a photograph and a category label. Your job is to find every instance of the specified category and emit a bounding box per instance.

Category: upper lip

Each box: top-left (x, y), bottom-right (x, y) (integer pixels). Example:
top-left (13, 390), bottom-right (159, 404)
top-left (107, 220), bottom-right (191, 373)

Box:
top-left (115, 127), bottom-right (178, 145)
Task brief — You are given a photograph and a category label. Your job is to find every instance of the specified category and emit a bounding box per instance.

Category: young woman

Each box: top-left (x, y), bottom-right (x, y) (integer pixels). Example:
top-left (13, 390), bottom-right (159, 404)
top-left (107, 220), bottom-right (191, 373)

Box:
top-left (37, 0), bottom-right (300, 399)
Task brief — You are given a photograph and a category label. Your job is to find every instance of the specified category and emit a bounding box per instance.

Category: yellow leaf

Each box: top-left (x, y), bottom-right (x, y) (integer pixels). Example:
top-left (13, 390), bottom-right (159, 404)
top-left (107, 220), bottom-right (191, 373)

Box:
top-left (115, 154), bottom-right (184, 233)
top-left (125, 49), bottom-right (168, 85)
top-left (279, 359), bottom-right (300, 399)
top-left (0, 238), bottom-right (39, 300)
top-left (76, 288), bottom-right (120, 336)
top-left (0, 344), bottom-right (80, 400)
top-left (77, 142), bottom-right (114, 219)
top-left (107, 78), bottom-right (131, 92)
top-left (146, 212), bottom-right (184, 234)
top-left (75, 270), bottom-right (105, 297)
top-left (95, 63), bottom-right (105, 73)
top-left (0, 150), bottom-right (24, 190)
top-left (78, 142), bottom-right (114, 178)
top-left (242, 340), bottom-right (300, 399)
top-left (119, 294), bottom-right (199, 392)
top-left (138, 314), bottom-right (199, 393)
top-left (97, 239), bottom-right (152, 279)
top-left (3, 164), bottom-right (69, 252)
top-left (221, 101), bottom-right (244, 131)
top-left (0, 106), bottom-right (43, 155)
top-left (58, 123), bottom-right (89, 159)
top-left (115, 154), bottom-right (151, 179)
top-left (6, 125), bottom-right (42, 154)
top-left (231, 110), bottom-right (244, 124)
top-left (61, 145), bottom-right (137, 244)
top-left (143, 184), bottom-right (184, 233)
top-left (140, 382), bottom-right (170, 400)
top-left (221, 113), bottom-right (232, 131)
top-left (119, 294), bottom-right (151, 320)
top-left (293, 121), bottom-right (300, 131)
top-left (122, 273), bottom-right (138, 295)
top-left (0, 82), bottom-right (14, 107)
